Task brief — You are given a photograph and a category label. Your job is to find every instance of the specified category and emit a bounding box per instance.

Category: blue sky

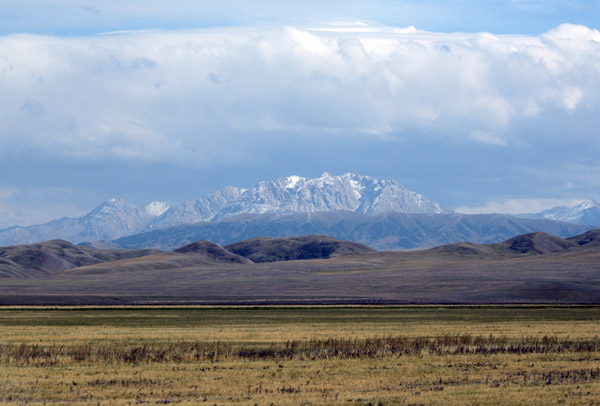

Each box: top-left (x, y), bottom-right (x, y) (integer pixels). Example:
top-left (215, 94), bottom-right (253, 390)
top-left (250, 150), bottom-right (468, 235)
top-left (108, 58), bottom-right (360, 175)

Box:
top-left (0, 0), bottom-right (599, 227)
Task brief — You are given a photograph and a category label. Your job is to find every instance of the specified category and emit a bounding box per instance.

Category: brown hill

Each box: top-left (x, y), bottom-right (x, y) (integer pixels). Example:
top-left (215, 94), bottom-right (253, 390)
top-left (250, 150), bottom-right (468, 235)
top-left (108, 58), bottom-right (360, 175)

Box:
top-left (499, 232), bottom-right (576, 254)
top-left (65, 240), bottom-right (251, 276)
top-left (224, 235), bottom-right (375, 263)
top-left (173, 240), bottom-right (252, 264)
top-left (0, 239), bottom-right (160, 278)
top-left (428, 231), bottom-right (583, 259)
top-left (426, 242), bottom-right (497, 258)
top-left (567, 229), bottom-right (600, 247)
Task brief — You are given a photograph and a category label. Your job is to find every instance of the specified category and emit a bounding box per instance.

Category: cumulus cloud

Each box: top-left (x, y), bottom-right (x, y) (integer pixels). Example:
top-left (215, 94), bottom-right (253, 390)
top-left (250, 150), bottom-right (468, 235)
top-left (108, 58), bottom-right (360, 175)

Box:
top-left (0, 22), bottom-right (598, 165)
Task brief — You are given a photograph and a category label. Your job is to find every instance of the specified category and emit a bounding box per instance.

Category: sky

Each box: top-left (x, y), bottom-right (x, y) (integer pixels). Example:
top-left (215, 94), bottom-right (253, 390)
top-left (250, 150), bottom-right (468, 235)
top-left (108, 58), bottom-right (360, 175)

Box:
top-left (1, 0), bottom-right (599, 227)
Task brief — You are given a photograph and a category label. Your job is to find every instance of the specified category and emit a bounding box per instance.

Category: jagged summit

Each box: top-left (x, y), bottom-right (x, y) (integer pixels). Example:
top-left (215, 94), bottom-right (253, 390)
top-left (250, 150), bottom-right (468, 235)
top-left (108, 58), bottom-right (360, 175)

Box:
top-left (145, 201), bottom-right (170, 217)
top-left (0, 173), bottom-right (448, 246)
top-left (144, 173), bottom-right (449, 231)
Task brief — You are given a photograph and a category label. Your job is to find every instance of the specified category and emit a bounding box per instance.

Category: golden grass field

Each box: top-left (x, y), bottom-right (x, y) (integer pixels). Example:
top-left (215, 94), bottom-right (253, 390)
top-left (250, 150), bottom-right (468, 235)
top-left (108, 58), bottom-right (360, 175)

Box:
top-left (0, 306), bottom-right (599, 405)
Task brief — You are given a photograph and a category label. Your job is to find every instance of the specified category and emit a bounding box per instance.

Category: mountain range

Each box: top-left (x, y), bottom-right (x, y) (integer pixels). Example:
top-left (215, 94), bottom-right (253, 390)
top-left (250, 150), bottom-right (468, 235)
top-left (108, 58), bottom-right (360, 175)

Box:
top-left (111, 211), bottom-right (590, 251)
top-left (142, 172), bottom-right (449, 231)
top-left (0, 199), bottom-right (170, 246)
top-left (0, 173), bottom-right (597, 250)
top-left (517, 199), bottom-right (600, 226)
top-left (0, 173), bottom-right (447, 246)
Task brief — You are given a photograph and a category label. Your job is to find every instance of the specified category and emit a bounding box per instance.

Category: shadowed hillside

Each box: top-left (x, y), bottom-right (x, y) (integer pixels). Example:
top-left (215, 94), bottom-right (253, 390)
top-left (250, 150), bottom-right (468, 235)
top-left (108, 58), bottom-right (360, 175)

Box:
top-left (567, 229), bottom-right (600, 247)
top-left (63, 240), bottom-right (252, 276)
top-left (428, 232), bottom-right (583, 258)
top-left (0, 240), bottom-right (159, 278)
top-left (501, 232), bottom-right (576, 254)
top-left (63, 236), bottom-right (371, 275)
top-left (224, 235), bottom-right (375, 263)
top-left (173, 240), bottom-right (252, 263)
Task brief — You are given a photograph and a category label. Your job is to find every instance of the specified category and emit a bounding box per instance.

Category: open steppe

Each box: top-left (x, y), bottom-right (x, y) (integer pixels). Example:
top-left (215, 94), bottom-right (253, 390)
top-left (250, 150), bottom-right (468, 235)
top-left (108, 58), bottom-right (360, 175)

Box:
top-left (0, 306), bottom-right (599, 405)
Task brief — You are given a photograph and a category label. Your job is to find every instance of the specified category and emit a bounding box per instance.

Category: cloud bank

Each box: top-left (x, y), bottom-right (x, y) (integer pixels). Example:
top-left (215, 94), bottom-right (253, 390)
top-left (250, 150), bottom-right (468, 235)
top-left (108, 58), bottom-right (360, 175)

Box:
top-left (456, 198), bottom-right (585, 215)
top-left (0, 23), bottom-right (598, 166)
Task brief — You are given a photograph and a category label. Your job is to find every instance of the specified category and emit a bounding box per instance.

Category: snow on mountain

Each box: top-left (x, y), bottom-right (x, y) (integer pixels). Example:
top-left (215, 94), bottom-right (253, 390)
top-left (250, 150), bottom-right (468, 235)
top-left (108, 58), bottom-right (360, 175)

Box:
top-left (143, 173), bottom-right (449, 231)
top-left (143, 186), bottom-right (246, 231)
top-left (0, 173), bottom-right (449, 245)
top-left (145, 201), bottom-right (170, 217)
top-left (0, 198), bottom-right (154, 246)
top-left (519, 199), bottom-right (600, 226)
top-left (78, 198), bottom-right (151, 240)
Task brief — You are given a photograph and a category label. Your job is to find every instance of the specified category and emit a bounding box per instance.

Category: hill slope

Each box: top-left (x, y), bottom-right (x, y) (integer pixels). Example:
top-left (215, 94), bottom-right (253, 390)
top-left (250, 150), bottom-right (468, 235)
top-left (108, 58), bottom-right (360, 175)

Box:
top-left (0, 239), bottom-right (160, 278)
top-left (63, 240), bottom-right (252, 276)
top-left (224, 235), bottom-right (375, 263)
top-left (63, 236), bottom-right (372, 275)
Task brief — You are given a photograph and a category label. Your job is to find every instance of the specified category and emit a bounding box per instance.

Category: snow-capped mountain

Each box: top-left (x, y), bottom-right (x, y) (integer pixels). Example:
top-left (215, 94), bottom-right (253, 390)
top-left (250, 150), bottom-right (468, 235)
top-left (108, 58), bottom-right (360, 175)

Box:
top-left (0, 198), bottom-right (169, 246)
top-left (75, 198), bottom-right (155, 240)
top-left (519, 199), bottom-right (600, 226)
top-left (145, 201), bottom-right (170, 217)
top-left (143, 173), bottom-right (449, 231)
top-left (0, 173), bottom-right (447, 246)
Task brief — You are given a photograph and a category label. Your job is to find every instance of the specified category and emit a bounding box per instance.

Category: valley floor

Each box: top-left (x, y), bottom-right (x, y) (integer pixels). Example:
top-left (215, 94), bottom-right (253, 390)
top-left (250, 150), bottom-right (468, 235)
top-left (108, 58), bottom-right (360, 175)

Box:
top-left (0, 306), bottom-right (599, 405)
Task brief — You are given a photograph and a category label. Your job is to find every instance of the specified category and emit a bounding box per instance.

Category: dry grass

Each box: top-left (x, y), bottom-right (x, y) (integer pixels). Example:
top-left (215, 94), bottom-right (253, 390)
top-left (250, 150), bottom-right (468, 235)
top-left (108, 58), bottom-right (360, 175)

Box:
top-left (0, 306), bottom-right (599, 405)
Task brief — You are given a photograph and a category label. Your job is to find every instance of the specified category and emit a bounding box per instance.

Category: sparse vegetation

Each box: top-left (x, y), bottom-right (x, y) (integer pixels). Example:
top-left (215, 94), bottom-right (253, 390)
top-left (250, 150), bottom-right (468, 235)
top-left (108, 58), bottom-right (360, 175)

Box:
top-left (0, 306), bottom-right (599, 405)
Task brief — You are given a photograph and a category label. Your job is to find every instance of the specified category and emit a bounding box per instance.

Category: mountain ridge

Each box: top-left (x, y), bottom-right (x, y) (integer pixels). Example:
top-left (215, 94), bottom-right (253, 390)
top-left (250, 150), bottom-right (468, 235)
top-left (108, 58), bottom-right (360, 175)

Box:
top-left (1, 174), bottom-right (597, 251)
top-left (112, 211), bottom-right (591, 251)
top-left (0, 198), bottom-right (170, 247)
top-left (518, 199), bottom-right (600, 226)
top-left (0, 173), bottom-right (447, 246)
top-left (143, 172), bottom-right (448, 231)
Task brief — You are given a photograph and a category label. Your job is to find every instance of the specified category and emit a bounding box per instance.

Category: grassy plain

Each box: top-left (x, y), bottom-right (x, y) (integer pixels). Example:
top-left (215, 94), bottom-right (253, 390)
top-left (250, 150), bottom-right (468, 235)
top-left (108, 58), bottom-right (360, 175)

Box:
top-left (0, 306), bottom-right (599, 405)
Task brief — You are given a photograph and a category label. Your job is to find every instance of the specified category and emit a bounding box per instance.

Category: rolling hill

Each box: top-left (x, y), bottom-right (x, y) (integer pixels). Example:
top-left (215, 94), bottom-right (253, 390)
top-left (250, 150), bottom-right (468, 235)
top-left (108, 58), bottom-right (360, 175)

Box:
top-left (224, 235), bottom-right (374, 263)
top-left (0, 239), bottom-right (159, 278)
top-left (0, 230), bottom-right (599, 305)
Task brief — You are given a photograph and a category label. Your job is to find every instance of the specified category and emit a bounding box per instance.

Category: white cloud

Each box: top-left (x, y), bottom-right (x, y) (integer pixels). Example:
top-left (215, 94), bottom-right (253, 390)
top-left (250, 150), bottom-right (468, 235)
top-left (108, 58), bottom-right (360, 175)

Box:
top-left (470, 130), bottom-right (507, 146)
top-left (561, 86), bottom-right (582, 112)
top-left (456, 198), bottom-right (585, 214)
top-left (0, 22), bottom-right (598, 165)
